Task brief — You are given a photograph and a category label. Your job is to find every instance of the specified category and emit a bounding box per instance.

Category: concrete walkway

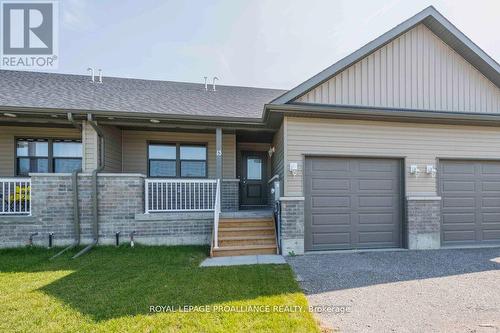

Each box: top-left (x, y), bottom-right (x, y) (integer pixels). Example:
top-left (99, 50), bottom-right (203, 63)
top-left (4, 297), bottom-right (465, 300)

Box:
top-left (200, 255), bottom-right (286, 267)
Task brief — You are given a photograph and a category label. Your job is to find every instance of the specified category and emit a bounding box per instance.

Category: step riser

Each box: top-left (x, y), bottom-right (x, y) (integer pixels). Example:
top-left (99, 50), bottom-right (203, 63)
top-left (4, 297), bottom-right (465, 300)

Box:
top-left (212, 248), bottom-right (277, 257)
top-left (219, 218), bottom-right (273, 223)
top-left (219, 239), bottom-right (276, 247)
top-left (219, 230), bottom-right (275, 237)
top-left (220, 222), bottom-right (274, 228)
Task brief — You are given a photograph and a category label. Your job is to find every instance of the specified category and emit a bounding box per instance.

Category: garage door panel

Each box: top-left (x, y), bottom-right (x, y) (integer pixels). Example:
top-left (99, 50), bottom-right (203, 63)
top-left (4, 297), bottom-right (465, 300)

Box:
top-left (312, 159), bottom-right (349, 172)
top-left (483, 230), bottom-right (500, 240)
top-left (312, 233), bottom-right (350, 246)
top-left (442, 162), bottom-right (475, 175)
top-left (443, 181), bottom-right (475, 192)
top-left (482, 213), bottom-right (500, 223)
top-left (358, 213), bottom-right (395, 225)
top-left (442, 197), bottom-right (475, 208)
top-left (442, 213), bottom-right (474, 224)
top-left (482, 197), bottom-right (500, 208)
top-left (481, 182), bottom-right (500, 192)
top-left (358, 179), bottom-right (395, 191)
top-left (440, 160), bottom-right (500, 246)
top-left (358, 231), bottom-right (395, 244)
top-left (312, 196), bottom-right (350, 208)
top-left (358, 162), bottom-right (394, 173)
top-left (312, 178), bottom-right (350, 191)
top-left (305, 157), bottom-right (402, 251)
top-left (358, 195), bottom-right (397, 208)
top-left (480, 163), bottom-right (500, 174)
top-left (443, 230), bottom-right (476, 242)
top-left (312, 213), bottom-right (350, 226)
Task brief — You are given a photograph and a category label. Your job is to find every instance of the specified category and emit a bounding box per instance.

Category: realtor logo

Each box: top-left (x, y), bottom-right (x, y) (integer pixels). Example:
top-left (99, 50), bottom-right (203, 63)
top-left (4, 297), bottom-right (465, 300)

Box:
top-left (1, 1), bottom-right (58, 68)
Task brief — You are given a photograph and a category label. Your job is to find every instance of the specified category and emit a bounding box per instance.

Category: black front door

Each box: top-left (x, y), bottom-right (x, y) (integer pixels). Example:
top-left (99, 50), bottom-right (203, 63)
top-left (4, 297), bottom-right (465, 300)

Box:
top-left (240, 151), bottom-right (267, 208)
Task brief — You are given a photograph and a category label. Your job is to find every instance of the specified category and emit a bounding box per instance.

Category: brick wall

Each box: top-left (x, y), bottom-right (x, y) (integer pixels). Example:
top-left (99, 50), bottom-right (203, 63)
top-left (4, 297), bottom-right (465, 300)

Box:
top-left (407, 197), bottom-right (441, 249)
top-left (0, 173), bottom-right (213, 248)
top-left (280, 198), bottom-right (305, 255)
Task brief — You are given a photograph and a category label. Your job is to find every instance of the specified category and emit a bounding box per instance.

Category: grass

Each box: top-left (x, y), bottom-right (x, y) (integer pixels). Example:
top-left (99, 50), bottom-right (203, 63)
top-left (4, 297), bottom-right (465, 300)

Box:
top-left (0, 245), bottom-right (319, 333)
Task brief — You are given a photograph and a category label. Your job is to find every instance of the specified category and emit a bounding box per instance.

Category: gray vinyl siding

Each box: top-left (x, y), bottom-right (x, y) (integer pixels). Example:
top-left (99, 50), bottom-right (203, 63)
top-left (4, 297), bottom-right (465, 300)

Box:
top-left (102, 125), bottom-right (122, 172)
top-left (0, 125), bottom-right (81, 176)
top-left (285, 116), bottom-right (500, 196)
top-left (296, 24), bottom-right (500, 113)
top-left (122, 130), bottom-right (236, 178)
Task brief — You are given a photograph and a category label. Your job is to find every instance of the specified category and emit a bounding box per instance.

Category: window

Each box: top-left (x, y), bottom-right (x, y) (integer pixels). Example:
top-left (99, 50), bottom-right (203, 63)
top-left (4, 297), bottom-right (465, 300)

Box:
top-left (148, 143), bottom-right (207, 178)
top-left (16, 139), bottom-right (49, 175)
top-left (247, 157), bottom-right (262, 180)
top-left (53, 141), bottom-right (83, 173)
top-left (148, 144), bottom-right (176, 177)
top-left (16, 139), bottom-right (82, 176)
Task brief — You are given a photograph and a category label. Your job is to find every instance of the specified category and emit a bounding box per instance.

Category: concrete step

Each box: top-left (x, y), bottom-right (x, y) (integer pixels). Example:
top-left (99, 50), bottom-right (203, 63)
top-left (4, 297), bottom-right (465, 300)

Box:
top-left (212, 244), bottom-right (278, 257)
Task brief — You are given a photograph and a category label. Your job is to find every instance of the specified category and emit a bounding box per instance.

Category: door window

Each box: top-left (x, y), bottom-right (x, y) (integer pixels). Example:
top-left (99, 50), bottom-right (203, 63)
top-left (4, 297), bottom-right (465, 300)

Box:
top-left (247, 157), bottom-right (262, 180)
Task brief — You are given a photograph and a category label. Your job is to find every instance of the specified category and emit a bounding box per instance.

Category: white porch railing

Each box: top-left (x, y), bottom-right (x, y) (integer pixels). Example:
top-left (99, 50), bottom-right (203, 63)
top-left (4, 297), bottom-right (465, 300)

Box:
top-left (145, 179), bottom-right (218, 213)
top-left (213, 179), bottom-right (221, 249)
top-left (0, 178), bottom-right (31, 215)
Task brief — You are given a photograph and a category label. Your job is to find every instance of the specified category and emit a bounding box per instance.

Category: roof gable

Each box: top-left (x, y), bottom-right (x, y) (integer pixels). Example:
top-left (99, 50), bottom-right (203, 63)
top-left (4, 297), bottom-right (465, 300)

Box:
top-left (296, 23), bottom-right (500, 113)
top-left (271, 6), bottom-right (500, 106)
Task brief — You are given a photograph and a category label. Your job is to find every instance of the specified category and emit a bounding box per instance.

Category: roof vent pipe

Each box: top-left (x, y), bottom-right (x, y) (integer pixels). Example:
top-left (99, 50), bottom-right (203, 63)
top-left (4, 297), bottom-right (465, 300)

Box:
top-left (97, 69), bottom-right (102, 83)
top-left (212, 76), bottom-right (219, 91)
top-left (204, 76), bottom-right (208, 91)
top-left (87, 67), bottom-right (95, 83)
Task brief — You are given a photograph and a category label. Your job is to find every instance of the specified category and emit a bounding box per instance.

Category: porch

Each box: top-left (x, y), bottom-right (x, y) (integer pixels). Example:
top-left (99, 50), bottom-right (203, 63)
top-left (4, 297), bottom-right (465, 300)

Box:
top-left (0, 120), bottom-right (283, 255)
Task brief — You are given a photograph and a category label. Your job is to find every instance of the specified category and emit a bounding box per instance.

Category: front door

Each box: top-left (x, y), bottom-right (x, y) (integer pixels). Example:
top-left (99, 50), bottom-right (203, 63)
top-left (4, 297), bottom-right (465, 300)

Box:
top-left (240, 151), bottom-right (267, 208)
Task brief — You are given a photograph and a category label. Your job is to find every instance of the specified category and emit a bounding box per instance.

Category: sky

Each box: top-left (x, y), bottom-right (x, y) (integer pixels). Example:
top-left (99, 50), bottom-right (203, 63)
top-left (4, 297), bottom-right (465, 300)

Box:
top-left (54, 0), bottom-right (500, 89)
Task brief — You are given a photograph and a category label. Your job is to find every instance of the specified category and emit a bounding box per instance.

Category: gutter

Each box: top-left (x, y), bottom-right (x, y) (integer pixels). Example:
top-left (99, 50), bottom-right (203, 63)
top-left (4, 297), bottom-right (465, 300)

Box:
top-left (0, 105), bottom-right (267, 126)
top-left (73, 114), bottom-right (105, 258)
top-left (264, 103), bottom-right (500, 127)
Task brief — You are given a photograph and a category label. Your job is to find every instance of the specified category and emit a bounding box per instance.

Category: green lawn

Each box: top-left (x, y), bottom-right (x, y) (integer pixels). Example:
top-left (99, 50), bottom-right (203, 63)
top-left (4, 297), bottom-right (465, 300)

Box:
top-left (0, 245), bottom-right (319, 333)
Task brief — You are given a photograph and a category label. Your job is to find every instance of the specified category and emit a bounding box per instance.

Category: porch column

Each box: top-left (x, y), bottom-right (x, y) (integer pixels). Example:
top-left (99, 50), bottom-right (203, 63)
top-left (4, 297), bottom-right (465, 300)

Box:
top-left (82, 120), bottom-right (99, 172)
top-left (215, 127), bottom-right (222, 180)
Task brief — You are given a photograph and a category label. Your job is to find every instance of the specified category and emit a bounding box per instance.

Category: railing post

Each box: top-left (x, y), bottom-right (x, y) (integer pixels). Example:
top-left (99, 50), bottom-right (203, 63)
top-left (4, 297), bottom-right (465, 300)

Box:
top-left (213, 178), bottom-right (221, 249)
top-left (144, 179), bottom-right (149, 214)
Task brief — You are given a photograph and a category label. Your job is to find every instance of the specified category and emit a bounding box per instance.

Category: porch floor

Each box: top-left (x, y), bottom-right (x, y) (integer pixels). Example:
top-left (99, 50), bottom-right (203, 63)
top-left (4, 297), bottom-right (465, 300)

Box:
top-left (220, 209), bottom-right (273, 219)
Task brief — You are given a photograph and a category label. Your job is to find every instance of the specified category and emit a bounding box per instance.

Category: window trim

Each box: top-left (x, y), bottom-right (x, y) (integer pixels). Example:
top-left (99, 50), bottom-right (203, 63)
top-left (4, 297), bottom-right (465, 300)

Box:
top-left (15, 137), bottom-right (82, 176)
top-left (147, 141), bottom-right (208, 178)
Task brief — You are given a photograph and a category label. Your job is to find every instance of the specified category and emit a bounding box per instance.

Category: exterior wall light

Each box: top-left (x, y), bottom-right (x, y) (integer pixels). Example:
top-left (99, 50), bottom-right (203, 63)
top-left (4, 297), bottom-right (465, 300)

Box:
top-left (426, 165), bottom-right (437, 177)
top-left (410, 165), bottom-right (421, 177)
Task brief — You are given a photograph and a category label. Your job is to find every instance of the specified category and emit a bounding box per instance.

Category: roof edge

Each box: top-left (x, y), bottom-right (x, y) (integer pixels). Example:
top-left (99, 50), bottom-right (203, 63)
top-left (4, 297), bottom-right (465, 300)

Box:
top-left (266, 102), bottom-right (500, 126)
top-left (0, 105), bottom-right (268, 126)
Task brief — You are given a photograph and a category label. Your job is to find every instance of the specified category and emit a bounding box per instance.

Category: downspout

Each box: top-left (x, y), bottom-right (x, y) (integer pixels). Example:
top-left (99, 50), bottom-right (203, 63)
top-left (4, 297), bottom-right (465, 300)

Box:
top-left (51, 113), bottom-right (82, 259)
top-left (73, 114), bottom-right (105, 258)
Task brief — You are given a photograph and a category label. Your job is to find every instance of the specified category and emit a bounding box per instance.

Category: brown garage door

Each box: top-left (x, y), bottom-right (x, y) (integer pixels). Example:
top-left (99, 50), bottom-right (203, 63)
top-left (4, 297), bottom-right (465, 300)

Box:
top-left (305, 157), bottom-right (403, 251)
top-left (439, 160), bottom-right (500, 246)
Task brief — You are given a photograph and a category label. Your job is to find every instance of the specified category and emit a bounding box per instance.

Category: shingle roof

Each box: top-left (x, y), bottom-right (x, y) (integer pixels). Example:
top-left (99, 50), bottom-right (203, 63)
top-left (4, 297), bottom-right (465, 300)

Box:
top-left (0, 70), bottom-right (286, 120)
